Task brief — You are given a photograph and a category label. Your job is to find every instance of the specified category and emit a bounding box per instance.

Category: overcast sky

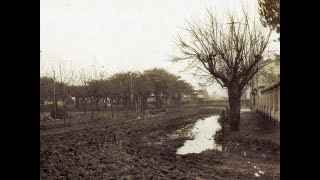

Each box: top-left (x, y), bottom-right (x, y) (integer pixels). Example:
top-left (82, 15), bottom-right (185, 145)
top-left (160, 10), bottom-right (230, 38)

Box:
top-left (40, 0), bottom-right (279, 98)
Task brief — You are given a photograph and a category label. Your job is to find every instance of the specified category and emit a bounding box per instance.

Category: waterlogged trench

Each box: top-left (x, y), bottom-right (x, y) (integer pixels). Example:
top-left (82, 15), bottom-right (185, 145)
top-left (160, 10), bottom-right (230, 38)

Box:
top-left (173, 115), bottom-right (222, 155)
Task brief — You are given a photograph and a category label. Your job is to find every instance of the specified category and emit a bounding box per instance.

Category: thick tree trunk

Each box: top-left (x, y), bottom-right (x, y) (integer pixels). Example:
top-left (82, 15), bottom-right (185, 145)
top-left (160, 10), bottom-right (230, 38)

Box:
top-left (125, 97), bottom-right (128, 117)
top-left (144, 96), bottom-right (148, 113)
top-left (62, 98), bottom-right (66, 126)
top-left (156, 93), bottom-right (160, 109)
top-left (131, 98), bottom-right (134, 113)
top-left (96, 98), bottom-right (99, 119)
top-left (75, 97), bottom-right (80, 109)
top-left (228, 84), bottom-right (242, 131)
top-left (84, 98), bottom-right (87, 115)
top-left (91, 97), bottom-right (94, 119)
top-left (54, 98), bottom-right (58, 111)
top-left (111, 98), bottom-right (114, 118)
top-left (116, 100), bottom-right (119, 116)
top-left (140, 97), bottom-right (144, 114)
top-left (104, 98), bottom-right (107, 111)
top-left (135, 98), bottom-right (138, 113)
top-left (69, 106), bottom-right (72, 126)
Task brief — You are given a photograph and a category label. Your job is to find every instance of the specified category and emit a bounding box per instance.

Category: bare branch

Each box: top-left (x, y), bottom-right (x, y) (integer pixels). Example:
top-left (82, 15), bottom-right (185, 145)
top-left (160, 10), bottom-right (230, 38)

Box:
top-left (172, 7), bottom-right (274, 93)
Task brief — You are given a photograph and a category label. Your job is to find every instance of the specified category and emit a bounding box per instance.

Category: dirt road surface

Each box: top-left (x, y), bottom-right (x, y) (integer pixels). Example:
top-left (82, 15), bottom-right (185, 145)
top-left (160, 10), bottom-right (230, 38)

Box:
top-left (40, 108), bottom-right (279, 179)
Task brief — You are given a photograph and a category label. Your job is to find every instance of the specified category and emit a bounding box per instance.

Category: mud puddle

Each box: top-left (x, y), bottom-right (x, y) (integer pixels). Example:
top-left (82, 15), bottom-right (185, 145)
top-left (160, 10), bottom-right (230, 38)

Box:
top-left (170, 115), bottom-right (222, 155)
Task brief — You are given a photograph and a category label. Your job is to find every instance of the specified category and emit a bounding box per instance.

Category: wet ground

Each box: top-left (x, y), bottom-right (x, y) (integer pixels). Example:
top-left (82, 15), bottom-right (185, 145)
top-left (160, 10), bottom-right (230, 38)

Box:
top-left (40, 107), bottom-right (280, 179)
top-left (172, 115), bottom-right (222, 155)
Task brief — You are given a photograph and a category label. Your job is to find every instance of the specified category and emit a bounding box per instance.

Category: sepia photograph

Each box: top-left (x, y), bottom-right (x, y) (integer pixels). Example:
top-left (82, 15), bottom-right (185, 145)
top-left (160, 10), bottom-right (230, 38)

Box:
top-left (40, 0), bottom-right (280, 179)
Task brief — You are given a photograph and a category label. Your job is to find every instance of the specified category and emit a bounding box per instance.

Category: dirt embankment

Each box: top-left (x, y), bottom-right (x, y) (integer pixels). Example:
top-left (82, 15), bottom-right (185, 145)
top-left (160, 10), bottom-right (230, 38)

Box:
top-left (40, 108), bottom-right (279, 180)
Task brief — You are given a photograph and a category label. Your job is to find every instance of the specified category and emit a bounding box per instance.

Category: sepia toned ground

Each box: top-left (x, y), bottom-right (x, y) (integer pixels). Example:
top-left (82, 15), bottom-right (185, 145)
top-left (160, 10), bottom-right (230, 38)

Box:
top-left (40, 106), bottom-right (279, 180)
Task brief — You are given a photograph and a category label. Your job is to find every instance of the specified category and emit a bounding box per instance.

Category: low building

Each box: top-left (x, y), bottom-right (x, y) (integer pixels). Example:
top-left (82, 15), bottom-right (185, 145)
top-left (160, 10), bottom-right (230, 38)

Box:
top-left (190, 90), bottom-right (206, 103)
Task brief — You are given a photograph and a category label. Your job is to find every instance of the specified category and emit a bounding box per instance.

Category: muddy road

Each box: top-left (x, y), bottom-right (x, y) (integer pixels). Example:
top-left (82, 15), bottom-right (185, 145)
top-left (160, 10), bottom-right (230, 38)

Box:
top-left (40, 108), bottom-right (279, 179)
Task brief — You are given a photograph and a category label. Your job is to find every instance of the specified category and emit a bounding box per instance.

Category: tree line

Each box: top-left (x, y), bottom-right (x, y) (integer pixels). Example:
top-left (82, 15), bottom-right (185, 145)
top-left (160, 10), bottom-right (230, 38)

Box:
top-left (40, 68), bottom-right (194, 119)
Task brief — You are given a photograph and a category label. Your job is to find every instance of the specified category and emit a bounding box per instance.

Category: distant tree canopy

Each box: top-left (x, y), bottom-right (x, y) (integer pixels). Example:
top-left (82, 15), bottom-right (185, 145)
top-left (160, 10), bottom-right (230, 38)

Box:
top-left (40, 68), bottom-right (195, 115)
top-left (258, 0), bottom-right (280, 34)
top-left (40, 76), bottom-right (54, 105)
top-left (40, 76), bottom-right (71, 108)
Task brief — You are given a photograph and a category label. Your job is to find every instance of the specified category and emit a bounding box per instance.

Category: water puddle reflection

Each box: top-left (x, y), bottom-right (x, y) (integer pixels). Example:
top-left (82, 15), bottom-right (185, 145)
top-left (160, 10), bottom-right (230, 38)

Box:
top-left (175, 115), bottom-right (222, 155)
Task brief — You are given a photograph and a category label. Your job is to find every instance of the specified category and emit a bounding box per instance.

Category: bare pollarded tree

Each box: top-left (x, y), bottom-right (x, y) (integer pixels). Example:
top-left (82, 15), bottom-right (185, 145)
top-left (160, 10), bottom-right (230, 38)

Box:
top-left (172, 9), bottom-right (274, 131)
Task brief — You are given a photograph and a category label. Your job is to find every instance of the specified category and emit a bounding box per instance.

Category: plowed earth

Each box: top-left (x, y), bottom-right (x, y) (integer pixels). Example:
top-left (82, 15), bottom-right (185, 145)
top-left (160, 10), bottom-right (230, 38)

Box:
top-left (40, 108), bottom-right (279, 180)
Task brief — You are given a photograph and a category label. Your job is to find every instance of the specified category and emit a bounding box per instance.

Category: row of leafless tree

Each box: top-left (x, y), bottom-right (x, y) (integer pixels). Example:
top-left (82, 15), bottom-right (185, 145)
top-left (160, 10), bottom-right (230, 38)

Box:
top-left (40, 67), bottom-right (194, 122)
